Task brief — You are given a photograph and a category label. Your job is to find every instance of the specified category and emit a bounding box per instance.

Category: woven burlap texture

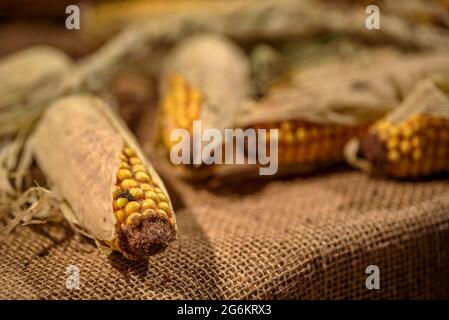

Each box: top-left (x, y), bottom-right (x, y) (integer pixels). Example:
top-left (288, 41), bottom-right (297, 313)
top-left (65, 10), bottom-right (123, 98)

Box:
top-left (1, 168), bottom-right (448, 299)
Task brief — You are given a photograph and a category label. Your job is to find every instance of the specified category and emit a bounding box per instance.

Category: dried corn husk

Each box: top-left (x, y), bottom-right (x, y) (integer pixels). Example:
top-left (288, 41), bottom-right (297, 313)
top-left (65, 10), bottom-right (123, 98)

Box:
top-left (0, 46), bottom-right (72, 135)
top-left (27, 94), bottom-right (177, 259)
top-left (345, 76), bottom-right (449, 178)
top-left (0, 46), bottom-right (72, 195)
top-left (238, 52), bottom-right (449, 127)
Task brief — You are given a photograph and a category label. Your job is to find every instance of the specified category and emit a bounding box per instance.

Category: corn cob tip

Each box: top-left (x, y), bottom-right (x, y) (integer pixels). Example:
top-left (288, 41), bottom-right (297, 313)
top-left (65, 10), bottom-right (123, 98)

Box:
top-left (361, 132), bottom-right (387, 165)
top-left (118, 215), bottom-right (176, 258)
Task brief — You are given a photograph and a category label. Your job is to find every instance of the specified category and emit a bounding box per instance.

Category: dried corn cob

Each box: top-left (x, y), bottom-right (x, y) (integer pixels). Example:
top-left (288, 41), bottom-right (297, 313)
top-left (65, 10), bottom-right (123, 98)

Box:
top-left (32, 95), bottom-right (177, 259)
top-left (158, 34), bottom-right (251, 176)
top-left (347, 77), bottom-right (449, 178)
top-left (233, 54), bottom-right (449, 176)
top-left (160, 74), bottom-right (202, 150)
top-left (250, 120), bottom-right (368, 166)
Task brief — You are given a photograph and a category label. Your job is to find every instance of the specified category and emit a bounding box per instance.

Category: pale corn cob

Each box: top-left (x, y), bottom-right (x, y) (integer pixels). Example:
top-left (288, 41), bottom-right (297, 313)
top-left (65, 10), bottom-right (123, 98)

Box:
top-left (32, 95), bottom-right (177, 259)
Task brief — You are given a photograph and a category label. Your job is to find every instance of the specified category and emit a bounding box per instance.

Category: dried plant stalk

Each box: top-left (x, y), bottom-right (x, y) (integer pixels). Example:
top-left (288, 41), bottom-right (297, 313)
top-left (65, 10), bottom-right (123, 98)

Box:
top-left (345, 77), bottom-right (449, 178)
top-left (31, 94), bottom-right (177, 259)
top-left (82, 0), bottom-right (449, 52)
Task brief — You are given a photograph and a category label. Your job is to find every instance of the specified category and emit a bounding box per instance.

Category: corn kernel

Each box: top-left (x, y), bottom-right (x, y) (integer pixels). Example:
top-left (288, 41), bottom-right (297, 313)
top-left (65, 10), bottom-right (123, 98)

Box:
top-left (387, 138), bottom-right (398, 150)
top-left (158, 202), bottom-right (170, 213)
top-left (157, 192), bottom-right (168, 203)
top-left (124, 147), bottom-right (136, 157)
top-left (121, 179), bottom-right (137, 190)
top-left (129, 188), bottom-right (144, 200)
top-left (142, 199), bottom-right (157, 210)
top-left (126, 212), bottom-right (141, 225)
top-left (129, 157), bottom-right (141, 165)
top-left (125, 201), bottom-right (141, 214)
top-left (132, 164), bottom-right (146, 173)
top-left (282, 131), bottom-right (294, 145)
top-left (114, 210), bottom-right (125, 222)
top-left (388, 150), bottom-right (400, 162)
top-left (412, 149), bottom-right (422, 161)
top-left (156, 209), bottom-right (169, 217)
top-left (145, 191), bottom-right (159, 202)
top-left (135, 171), bottom-right (151, 182)
top-left (400, 141), bottom-right (411, 154)
top-left (280, 121), bottom-right (293, 131)
top-left (117, 169), bottom-right (132, 181)
top-left (141, 183), bottom-right (152, 191)
top-left (114, 198), bottom-right (128, 210)
top-left (113, 186), bottom-right (122, 199)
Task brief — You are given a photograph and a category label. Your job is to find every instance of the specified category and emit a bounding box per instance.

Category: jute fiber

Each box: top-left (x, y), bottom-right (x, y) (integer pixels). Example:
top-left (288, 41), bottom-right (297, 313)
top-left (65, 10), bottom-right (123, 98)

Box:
top-left (0, 165), bottom-right (448, 299)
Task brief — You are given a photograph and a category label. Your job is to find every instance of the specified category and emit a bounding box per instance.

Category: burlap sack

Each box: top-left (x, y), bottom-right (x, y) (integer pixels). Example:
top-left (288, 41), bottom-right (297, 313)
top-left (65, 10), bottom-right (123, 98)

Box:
top-left (1, 161), bottom-right (448, 299)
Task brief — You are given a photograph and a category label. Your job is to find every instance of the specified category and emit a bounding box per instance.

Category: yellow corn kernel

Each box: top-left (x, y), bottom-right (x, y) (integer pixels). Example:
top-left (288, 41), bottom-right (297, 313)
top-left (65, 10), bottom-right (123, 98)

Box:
top-left (145, 191), bottom-right (159, 202)
top-left (412, 149), bottom-right (422, 161)
top-left (121, 179), bottom-right (137, 190)
top-left (142, 199), bottom-right (157, 210)
top-left (114, 198), bottom-right (128, 210)
top-left (399, 141), bottom-right (411, 154)
top-left (156, 209), bottom-right (169, 218)
top-left (117, 169), bottom-right (132, 181)
top-left (411, 136), bottom-right (422, 148)
top-left (282, 131), bottom-right (294, 145)
top-left (132, 164), bottom-right (146, 173)
top-left (119, 154), bottom-right (128, 162)
top-left (114, 210), bottom-right (125, 223)
top-left (157, 201), bottom-right (170, 212)
top-left (126, 212), bottom-right (141, 225)
top-left (113, 186), bottom-right (122, 199)
top-left (129, 188), bottom-right (144, 200)
top-left (129, 157), bottom-right (141, 165)
top-left (123, 147), bottom-right (136, 157)
top-left (141, 183), bottom-right (152, 191)
top-left (156, 192), bottom-right (168, 203)
top-left (280, 121), bottom-right (293, 131)
top-left (388, 150), bottom-right (400, 162)
top-left (135, 171), bottom-right (151, 182)
top-left (120, 162), bottom-right (129, 169)
top-left (125, 201), bottom-right (141, 214)
top-left (387, 138), bottom-right (399, 150)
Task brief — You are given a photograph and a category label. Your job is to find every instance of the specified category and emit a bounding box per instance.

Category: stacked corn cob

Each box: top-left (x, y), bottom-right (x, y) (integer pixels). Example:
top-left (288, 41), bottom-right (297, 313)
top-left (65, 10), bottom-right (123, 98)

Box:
top-left (32, 95), bottom-right (177, 259)
top-left (351, 78), bottom-right (449, 178)
top-left (251, 120), bottom-right (368, 166)
top-left (160, 74), bottom-right (202, 151)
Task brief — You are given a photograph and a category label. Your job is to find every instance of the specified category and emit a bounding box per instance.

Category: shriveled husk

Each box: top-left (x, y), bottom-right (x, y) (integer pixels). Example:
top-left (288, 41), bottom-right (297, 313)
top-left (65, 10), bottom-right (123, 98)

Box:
top-left (0, 46), bottom-right (72, 136)
top-left (238, 52), bottom-right (449, 128)
top-left (0, 46), bottom-right (72, 195)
